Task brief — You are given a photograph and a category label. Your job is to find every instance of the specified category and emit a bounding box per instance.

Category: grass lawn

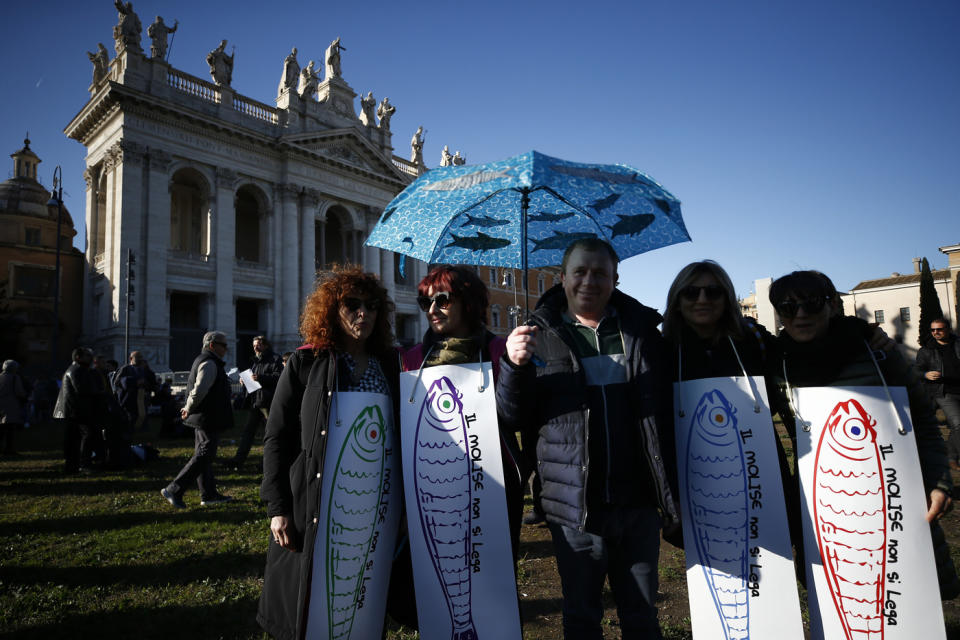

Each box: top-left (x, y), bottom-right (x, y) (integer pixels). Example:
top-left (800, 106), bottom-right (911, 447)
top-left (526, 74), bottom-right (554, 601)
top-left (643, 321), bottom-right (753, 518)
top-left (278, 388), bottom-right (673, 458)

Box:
top-left (4, 418), bottom-right (960, 639)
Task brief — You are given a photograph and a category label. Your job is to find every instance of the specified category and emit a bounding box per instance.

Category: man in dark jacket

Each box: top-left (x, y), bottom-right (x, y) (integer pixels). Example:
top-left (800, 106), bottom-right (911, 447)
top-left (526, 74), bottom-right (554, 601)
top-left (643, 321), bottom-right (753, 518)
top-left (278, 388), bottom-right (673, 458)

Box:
top-left (496, 239), bottom-right (678, 639)
top-left (54, 347), bottom-right (96, 473)
top-left (161, 331), bottom-right (234, 508)
top-left (917, 318), bottom-right (960, 468)
top-left (226, 335), bottom-right (283, 469)
top-left (114, 350), bottom-right (157, 432)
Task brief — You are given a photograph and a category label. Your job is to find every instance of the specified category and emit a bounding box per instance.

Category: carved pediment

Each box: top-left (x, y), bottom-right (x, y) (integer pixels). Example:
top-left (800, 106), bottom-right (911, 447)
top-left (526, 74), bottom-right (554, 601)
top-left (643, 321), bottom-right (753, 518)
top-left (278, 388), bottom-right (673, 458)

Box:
top-left (283, 129), bottom-right (403, 180)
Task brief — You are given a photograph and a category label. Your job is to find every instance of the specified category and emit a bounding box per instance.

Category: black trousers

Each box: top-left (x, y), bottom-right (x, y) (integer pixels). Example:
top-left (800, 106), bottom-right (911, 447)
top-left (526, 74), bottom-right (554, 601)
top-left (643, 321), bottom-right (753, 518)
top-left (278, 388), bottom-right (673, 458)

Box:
top-left (166, 427), bottom-right (220, 500)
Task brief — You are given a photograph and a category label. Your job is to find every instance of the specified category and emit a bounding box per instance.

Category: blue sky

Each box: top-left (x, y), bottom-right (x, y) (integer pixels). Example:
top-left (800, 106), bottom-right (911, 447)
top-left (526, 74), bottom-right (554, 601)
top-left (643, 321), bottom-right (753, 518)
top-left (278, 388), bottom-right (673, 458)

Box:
top-left (2, 0), bottom-right (958, 313)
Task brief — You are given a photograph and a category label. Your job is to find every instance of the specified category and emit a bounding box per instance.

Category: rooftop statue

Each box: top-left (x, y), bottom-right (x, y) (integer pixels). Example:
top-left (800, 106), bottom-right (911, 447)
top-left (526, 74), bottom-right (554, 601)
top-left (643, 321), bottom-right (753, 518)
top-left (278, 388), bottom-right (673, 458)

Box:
top-left (453, 151), bottom-right (466, 166)
top-left (279, 47), bottom-right (299, 95)
top-left (87, 43), bottom-right (110, 85)
top-left (359, 91), bottom-right (377, 127)
top-left (112, 0), bottom-right (143, 53)
top-left (440, 145), bottom-right (453, 167)
top-left (376, 97), bottom-right (395, 131)
top-left (298, 60), bottom-right (319, 99)
top-left (147, 15), bottom-right (177, 60)
top-left (411, 126), bottom-right (425, 165)
top-left (206, 39), bottom-right (234, 86)
top-left (325, 37), bottom-right (345, 80)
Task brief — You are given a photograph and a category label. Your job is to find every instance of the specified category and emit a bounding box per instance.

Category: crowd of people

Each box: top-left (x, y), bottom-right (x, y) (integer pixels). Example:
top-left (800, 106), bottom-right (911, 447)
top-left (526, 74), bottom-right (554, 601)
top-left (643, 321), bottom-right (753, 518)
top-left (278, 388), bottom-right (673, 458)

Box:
top-left (4, 239), bottom-right (958, 639)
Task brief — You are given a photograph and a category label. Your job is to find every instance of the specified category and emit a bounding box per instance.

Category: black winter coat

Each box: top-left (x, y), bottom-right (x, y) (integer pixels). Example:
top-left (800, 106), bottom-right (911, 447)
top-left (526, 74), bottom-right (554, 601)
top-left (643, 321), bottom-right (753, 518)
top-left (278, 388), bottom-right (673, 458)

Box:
top-left (53, 363), bottom-right (95, 425)
top-left (916, 336), bottom-right (960, 399)
top-left (249, 350), bottom-right (284, 409)
top-left (257, 347), bottom-right (400, 640)
top-left (495, 285), bottom-right (680, 533)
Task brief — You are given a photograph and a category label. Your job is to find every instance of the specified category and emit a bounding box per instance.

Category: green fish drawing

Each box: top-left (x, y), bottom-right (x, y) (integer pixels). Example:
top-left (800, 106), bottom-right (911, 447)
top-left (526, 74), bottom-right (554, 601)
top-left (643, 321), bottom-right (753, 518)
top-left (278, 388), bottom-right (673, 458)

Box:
top-left (326, 405), bottom-right (388, 640)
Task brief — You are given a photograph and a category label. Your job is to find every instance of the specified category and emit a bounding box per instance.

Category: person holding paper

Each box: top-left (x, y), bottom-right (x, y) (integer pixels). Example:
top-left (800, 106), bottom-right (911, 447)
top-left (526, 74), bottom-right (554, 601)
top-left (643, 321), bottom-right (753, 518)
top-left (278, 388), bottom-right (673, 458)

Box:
top-left (769, 270), bottom-right (959, 598)
top-left (257, 266), bottom-right (401, 640)
top-left (227, 335), bottom-right (283, 470)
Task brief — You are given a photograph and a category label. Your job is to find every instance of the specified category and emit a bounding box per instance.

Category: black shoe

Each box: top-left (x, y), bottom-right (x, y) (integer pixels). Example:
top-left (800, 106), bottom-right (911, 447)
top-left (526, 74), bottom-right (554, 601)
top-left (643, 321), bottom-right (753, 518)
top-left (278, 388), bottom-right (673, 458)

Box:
top-left (200, 493), bottom-right (234, 506)
top-left (222, 459), bottom-right (242, 471)
top-left (161, 487), bottom-right (186, 509)
top-left (523, 510), bottom-right (546, 525)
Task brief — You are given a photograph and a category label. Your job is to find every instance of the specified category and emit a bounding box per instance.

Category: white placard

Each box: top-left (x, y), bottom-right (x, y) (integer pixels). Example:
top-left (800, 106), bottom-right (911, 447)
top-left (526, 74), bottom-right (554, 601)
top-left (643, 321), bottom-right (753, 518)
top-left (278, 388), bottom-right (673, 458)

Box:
top-left (795, 386), bottom-right (946, 640)
top-left (239, 368), bottom-right (262, 393)
top-left (305, 392), bottom-right (401, 640)
top-left (400, 363), bottom-right (522, 640)
top-left (675, 377), bottom-right (804, 640)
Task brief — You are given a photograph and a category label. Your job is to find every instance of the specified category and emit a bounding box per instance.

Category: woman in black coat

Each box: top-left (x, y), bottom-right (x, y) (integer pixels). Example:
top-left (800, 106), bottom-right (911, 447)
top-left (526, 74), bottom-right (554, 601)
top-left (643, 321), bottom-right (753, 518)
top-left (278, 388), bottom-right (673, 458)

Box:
top-left (257, 266), bottom-right (400, 640)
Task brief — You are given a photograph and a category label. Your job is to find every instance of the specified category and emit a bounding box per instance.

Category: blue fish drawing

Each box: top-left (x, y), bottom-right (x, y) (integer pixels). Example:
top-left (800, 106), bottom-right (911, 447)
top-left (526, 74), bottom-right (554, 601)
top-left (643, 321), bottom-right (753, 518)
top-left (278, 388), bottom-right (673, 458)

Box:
top-left (528, 211), bottom-right (576, 223)
top-left (686, 390), bottom-right (749, 640)
top-left (530, 231), bottom-right (596, 252)
top-left (326, 405), bottom-right (389, 640)
top-left (424, 169), bottom-right (512, 191)
top-left (605, 213), bottom-right (655, 238)
top-left (549, 165), bottom-right (656, 186)
top-left (460, 214), bottom-right (510, 228)
top-left (445, 231), bottom-right (511, 252)
top-left (589, 192), bottom-right (621, 212)
top-left (414, 377), bottom-right (479, 640)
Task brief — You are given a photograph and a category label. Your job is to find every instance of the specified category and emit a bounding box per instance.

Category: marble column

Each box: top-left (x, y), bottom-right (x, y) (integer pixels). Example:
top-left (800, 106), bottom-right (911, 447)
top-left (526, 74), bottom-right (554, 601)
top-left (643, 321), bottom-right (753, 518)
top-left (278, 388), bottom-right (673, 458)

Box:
top-left (270, 187), bottom-right (284, 338)
top-left (81, 167), bottom-right (98, 340)
top-left (144, 149), bottom-right (172, 367)
top-left (279, 183), bottom-right (301, 350)
top-left (111, 140), bottom-right (147, 341)
top-left (214, 167), bottom-right (237, 346)
top-left (301, 189), bottom-right (320, 305)
top-left (316, 216), bottom-right (327, 270)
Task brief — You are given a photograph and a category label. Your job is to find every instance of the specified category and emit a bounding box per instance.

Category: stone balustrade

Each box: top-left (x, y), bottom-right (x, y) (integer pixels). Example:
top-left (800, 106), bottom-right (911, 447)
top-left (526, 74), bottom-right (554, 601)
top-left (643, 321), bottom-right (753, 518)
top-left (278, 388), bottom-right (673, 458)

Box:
top-left (167, 68), bottom-right (221, 104)
top-left (392, 156), bottom-right (419, 177)
top-left (234, 94), bottom-right (280, 125)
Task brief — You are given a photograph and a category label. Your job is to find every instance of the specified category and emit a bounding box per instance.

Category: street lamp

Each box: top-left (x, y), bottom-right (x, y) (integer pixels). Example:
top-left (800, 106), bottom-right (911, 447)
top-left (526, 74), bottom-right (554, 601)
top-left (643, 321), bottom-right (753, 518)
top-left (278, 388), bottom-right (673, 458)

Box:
top-left (46, 166), bottom-right (63, 370)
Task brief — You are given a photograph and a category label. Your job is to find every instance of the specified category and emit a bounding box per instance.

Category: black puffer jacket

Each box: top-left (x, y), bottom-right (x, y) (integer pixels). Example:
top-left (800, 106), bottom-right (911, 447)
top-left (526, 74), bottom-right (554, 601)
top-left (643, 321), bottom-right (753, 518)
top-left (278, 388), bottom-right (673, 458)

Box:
top-left (249, 349), bottom-right (284, 409)
top-left (257, 347), bottom-right (400, 640)
top-left (495, 285), bottom-right (679, 533)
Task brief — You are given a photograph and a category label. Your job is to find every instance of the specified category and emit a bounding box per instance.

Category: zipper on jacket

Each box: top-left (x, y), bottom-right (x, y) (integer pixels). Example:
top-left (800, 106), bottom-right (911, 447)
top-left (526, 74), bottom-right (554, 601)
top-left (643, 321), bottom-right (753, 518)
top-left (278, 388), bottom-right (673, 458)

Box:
top-left (580, 405), bottom-right (590, 533)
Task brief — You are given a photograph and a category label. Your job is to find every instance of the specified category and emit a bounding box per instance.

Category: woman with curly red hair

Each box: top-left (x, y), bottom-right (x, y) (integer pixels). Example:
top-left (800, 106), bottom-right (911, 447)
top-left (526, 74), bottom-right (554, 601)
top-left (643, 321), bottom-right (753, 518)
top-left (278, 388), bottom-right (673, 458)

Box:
top-left (258, 265), bottom-right (402, 639)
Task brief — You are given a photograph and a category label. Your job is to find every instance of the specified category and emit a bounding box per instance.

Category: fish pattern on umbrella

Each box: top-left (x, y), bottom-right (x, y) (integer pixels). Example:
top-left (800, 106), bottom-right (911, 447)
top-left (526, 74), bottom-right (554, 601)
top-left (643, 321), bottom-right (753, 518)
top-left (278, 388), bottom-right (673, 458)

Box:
top-left (686, 389), bottom-right (750, 640)
top-left (365, 150), bottom-right (690, 269)
top-left (813, 399), bottom-right (886, 640)
top-left (326, 404), bottom-right (390, 640)
top-left (414, 377), bottom-right (479, 640)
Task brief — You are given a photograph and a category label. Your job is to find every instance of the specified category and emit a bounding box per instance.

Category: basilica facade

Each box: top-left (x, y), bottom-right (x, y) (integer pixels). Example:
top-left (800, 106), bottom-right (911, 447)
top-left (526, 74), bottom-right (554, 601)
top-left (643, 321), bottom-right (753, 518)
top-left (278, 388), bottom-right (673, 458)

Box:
top-left (65, 12), bottom-right (428, 369)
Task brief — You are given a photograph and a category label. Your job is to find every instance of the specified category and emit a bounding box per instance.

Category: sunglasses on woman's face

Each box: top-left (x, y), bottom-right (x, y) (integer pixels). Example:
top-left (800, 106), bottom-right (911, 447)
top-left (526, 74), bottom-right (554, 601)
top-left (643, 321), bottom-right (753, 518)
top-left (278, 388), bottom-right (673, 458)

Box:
top-left (775, 296), bottom-right (830, 318)
top-left (679, 284), bottom-right (725, 301)
top-left (416, 291), bottom-right (454, 312)
top-left (342, 297), bottom-right (381, 312)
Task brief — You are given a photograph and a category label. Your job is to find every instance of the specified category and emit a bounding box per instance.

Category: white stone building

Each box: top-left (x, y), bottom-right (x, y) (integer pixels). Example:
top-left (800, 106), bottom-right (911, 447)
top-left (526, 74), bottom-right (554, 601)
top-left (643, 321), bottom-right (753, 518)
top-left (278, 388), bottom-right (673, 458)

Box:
top-left (65, 19), bottom-right (427, 369)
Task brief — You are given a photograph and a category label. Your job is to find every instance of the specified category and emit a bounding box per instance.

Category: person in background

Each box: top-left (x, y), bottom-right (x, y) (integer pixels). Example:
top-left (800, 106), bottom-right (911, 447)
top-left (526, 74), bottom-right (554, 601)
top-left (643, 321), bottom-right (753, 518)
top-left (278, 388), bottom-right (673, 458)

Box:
top-left (281, 351), bottom-right (293, 366)
top-left (227, 335), bottom-right (283, 470)
top-left (160, 332), bottom-right (234, 508)
top-left (0, 360), bottom-right (29, 455)
top-left (917, 318), bottom-right (960, 470)
top-left (258, 266), bottom-right (399, 639)
top-left (497, 238), bottom-right (678, 639)
top-left (114, 351), bottom-right (156, 432)
top-left (54, 348), bottom-right (97, 474)
top-left (770, 270), bottom-right (959, 598)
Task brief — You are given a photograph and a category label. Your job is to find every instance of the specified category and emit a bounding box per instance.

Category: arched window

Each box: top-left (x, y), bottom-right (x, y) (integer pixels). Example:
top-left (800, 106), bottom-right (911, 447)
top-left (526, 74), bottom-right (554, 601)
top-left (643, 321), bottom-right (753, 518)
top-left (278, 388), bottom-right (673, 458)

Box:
top-left (170, 168), bottom-right (209, 255)
top-left (488, 268), bottom-right (497, 287)
top-left (235, 185), bottom-right (265, 263)
top-left (324, 209), bottom-right (345, 267)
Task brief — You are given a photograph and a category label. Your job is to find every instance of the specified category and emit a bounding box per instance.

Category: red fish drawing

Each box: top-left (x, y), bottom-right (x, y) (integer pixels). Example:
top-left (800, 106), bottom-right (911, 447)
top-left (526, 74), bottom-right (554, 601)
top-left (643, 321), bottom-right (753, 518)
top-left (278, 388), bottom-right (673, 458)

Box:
top-left (813, 399), bottom-right (886, 640)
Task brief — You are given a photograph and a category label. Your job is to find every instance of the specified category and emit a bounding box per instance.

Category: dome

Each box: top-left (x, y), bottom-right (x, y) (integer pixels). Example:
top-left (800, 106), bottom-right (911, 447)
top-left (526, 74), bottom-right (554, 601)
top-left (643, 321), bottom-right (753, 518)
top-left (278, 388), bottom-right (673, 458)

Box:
top-left (0, 137), bottom-right (74, 226)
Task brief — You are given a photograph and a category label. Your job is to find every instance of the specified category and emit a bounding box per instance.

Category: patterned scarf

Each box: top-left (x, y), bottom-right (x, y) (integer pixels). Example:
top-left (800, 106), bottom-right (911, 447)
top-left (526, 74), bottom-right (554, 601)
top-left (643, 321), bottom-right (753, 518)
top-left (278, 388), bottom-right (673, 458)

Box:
top-left (424, 335), bottom-right (482, 367)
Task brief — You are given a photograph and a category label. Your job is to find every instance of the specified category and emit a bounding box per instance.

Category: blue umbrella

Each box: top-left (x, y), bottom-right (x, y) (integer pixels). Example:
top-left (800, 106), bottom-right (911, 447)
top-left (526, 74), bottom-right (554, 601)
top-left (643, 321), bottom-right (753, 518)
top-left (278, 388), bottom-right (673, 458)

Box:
top-left (366, 150), bottom-right (690, 302)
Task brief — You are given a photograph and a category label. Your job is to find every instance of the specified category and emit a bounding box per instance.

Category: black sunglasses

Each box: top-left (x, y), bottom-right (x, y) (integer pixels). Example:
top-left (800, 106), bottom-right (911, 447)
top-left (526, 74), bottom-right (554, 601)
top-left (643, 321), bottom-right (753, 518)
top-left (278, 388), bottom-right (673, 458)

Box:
top-left (679, 284), bottom-right (725, 301)
top-left (775, 296), bottom-right (831, 318)
top-left (342, 297), bottom-right (381, 312)
top-left (417, 292), bottom-right (454, 312)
